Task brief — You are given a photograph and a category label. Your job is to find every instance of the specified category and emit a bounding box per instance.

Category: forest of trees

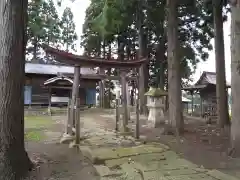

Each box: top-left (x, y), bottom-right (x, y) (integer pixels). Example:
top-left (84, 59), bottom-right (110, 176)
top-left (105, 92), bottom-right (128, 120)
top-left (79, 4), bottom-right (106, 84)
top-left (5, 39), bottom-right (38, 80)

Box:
top-left (0, 0), bottom-right (240, 179)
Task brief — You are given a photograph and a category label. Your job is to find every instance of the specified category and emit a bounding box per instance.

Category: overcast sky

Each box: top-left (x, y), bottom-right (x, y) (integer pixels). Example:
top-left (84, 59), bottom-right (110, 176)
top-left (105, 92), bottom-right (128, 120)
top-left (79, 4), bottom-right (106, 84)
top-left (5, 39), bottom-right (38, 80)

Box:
top-left (56, 0), bottom-right (231, 83)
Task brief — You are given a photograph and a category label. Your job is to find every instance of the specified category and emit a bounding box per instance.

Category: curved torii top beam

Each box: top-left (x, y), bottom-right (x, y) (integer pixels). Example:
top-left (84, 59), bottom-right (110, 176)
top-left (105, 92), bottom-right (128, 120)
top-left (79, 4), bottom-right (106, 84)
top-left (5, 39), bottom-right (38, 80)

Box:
top-left (42, 45), bottom-right (148, 68)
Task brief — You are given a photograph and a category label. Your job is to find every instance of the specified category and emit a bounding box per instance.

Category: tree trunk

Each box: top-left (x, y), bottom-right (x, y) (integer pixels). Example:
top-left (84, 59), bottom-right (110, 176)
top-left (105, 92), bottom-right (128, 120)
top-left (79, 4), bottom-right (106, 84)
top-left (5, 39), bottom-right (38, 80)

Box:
top-left (0, 0), bottom-right (32, 179)
top-left (167, 0), bottom-right (184, 134)
top-left (213, 0), bottom-right (230, 128)
top-left (107, 45), bottom-right (112, 108)
top-left (99, 40), bottom-right (106, 108)
top-left (138, 1), bottom-right (148, 115)
top-left (230, 1), bottom-right (240, 156)
top-left (156, 36), bottom-right (167, 89)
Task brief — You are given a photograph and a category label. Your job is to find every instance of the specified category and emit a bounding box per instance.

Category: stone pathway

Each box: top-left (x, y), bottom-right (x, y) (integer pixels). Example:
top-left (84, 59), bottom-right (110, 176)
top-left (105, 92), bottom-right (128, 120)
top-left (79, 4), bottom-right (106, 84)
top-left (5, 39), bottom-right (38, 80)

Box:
top-left (76, 112), bottom-right (238, 180)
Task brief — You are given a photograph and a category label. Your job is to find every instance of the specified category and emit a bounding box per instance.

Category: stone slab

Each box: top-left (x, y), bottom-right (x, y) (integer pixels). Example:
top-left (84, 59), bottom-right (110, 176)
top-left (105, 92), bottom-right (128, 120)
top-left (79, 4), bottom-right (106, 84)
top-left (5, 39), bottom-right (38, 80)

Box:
top-left (60, 134), bottom-right (75, 144)
top-left (206, 170), bottom-right (239, 180)
top-left (95, 165), bottom-right (111, 177)
top-left (104, 151), bottom-right (177, 170)
top-left (120, 163), bottom-right (146, 180)
top-left (91, 145), bottom-right (166, 163)
top-left (166, 173), bottom-right (216, 180)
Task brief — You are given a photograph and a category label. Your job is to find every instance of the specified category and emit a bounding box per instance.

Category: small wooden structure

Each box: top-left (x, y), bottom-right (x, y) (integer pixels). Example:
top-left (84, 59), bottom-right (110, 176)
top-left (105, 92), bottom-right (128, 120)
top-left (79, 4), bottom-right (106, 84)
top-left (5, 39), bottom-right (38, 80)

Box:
top-left (24, 63), bottom-right (100, 106)
top-left (43, 45), bottom-right (148, 143)
top-left (182, 71), bottom-right (230, 117)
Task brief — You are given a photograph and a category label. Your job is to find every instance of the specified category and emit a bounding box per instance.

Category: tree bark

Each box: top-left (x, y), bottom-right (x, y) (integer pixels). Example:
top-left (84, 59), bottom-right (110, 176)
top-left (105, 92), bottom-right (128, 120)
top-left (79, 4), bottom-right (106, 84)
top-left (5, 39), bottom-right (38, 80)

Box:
top-left (213, 0), bottom-right (230, 128)
top-left (230, 1), bottom-right (240, 156)
top-left (167, 0), bottom-right (184, 134)
top-left (156, 36), bottom-right (167, 89)
top-left (138, 6), bottom-right (148, 115)
top-left (0, 0), bottom-right (32, 179)
top-left (99, 40), bottom-right (106, 108)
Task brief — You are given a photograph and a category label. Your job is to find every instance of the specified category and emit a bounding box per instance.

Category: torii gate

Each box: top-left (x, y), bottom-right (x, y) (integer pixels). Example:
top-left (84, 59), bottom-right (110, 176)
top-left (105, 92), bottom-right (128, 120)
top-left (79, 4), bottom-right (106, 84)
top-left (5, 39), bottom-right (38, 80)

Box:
top-left (43, 45), bottom-right (148, 145)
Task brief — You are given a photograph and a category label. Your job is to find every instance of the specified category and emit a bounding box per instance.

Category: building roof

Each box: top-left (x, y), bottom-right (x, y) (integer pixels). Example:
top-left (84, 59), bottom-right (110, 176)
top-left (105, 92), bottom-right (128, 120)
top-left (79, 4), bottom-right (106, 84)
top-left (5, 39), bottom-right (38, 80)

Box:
top-left (25, 63), bottom-right (96, 76)
top-left (44, 76), bottom-right (74, 86)
top-left (195, 71), bottom-right (230, 87)
top-left (182, 71), bottom-right (231, 91)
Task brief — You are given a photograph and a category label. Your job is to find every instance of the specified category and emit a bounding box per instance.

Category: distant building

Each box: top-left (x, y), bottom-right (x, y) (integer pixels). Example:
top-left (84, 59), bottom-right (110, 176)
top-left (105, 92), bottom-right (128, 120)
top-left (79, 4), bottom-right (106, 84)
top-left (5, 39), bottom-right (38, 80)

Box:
top-left (24, 63), bottom-right (101, 106)
top-left (182, 71), bottom-right (230, 116)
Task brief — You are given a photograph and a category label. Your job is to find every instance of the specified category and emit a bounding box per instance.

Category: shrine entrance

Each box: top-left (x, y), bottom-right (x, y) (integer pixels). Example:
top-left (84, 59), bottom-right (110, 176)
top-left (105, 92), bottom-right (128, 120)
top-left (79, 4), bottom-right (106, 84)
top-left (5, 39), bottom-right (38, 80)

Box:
top-left (43, 45), bottom-right (148, 146)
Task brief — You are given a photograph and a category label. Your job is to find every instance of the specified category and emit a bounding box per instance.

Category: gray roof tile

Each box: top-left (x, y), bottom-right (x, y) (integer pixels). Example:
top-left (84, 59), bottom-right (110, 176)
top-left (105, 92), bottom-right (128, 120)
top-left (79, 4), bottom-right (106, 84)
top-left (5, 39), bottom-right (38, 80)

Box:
top-left (25, 63), bottom-right (96, 75)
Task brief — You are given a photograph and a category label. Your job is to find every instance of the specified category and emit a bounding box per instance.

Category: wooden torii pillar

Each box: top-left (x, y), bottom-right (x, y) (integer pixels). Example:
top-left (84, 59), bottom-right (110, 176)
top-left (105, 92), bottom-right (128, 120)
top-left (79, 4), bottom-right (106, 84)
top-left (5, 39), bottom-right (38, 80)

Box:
top-left (121, 70), bottom-right (129, 132)
top-left (69, 66), bottom-right (80, 135)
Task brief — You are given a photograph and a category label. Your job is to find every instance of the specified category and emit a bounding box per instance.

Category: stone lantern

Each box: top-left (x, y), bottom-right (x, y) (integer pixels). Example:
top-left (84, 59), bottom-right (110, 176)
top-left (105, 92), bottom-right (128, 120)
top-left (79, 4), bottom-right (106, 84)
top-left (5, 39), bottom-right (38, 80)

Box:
top-left (145, 87), bottom-right (167, 128)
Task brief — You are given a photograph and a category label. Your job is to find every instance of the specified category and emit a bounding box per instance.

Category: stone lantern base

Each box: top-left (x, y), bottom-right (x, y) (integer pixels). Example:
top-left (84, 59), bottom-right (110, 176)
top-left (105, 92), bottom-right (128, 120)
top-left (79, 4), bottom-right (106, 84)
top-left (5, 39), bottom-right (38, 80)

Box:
top-left (147, 106), bottom-right (165, 128)
top-left (144, 87), bottom-right (168, 128)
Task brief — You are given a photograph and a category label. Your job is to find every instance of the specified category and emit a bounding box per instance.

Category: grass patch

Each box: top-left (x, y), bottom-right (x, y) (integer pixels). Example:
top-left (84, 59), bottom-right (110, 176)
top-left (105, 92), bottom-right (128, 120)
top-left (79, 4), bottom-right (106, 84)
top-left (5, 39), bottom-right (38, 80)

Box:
top-left (25, 130), bottom-right (45, 142)
top-left (25, 116), bottom-right (53, 129)
top-left (24, 116), bottom-right (53, 142)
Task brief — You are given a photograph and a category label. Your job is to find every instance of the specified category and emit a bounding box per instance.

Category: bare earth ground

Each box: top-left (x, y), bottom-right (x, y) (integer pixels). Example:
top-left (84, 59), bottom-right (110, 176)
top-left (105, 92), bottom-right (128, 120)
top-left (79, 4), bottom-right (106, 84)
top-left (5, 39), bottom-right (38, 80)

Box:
top-left (24, 108), bottom-right (240, 179)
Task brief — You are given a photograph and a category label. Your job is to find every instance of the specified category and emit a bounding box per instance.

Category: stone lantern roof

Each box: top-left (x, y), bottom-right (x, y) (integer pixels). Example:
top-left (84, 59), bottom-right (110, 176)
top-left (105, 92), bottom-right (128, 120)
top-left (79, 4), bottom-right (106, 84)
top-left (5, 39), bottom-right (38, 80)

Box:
top-left (144, 87), bottom-right (167, 97)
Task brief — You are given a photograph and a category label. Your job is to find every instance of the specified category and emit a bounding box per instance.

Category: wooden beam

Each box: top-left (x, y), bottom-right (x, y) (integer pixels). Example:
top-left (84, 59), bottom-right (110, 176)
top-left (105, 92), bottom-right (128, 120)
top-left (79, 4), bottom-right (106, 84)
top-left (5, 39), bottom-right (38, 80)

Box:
top-left (43, 44), bottom-right (148, 68)
top-left (99, 75), bottom-right (137, 81)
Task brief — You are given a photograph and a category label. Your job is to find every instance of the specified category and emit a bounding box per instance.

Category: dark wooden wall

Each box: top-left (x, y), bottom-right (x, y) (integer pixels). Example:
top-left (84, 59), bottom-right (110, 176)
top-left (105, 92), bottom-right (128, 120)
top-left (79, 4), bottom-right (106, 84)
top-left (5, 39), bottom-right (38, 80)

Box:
top-left (200, 85), bottom-right (217, 115)
top-left (25, 74), bottom-right (97, 105)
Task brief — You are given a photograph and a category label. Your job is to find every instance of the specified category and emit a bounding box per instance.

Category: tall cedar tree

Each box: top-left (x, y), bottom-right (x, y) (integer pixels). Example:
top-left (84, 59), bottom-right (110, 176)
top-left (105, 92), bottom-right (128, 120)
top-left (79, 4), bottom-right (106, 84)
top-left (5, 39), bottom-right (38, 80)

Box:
top-left (43, 0), bottom-right (61, 47)
top-left (60, 7), bottom-right (78, 52)
top-left (0, 0), bottom-right (33, 179)
top-left (230, 0), bottom-right (240, 157)
top-left (27, 0), bottom-right (61, 62)
top-left (212, 0), bottom-right (229, 127)
top-left (167, 0), bottom-right (184, 133)
top-left (27, 0), bottom-right (47, 61)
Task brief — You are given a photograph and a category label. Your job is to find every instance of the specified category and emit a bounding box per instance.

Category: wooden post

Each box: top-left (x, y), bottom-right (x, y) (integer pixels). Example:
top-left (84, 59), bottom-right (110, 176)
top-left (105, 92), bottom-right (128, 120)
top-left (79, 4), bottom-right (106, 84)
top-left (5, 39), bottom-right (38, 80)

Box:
top-left (121, 71), bottom-right (128, 132)
top-left (75, 98), bottom-right (80, 144)
top-left (70, 66), bottom-right (80, 133)
top-left (99, 81), bottom-right (103, 107)
top-left (65, 99), bottom-right (71, 134)
top-left (48, 87), bottom-right (52, 116)
top-left (115, 84), bottom-right (121, 131)
top-left (200, 96), bottom-right (203, 117)
top-left (191, 90), bottom-right (194, 116)
top-left (126, 83), bottom-right (131, 120)
top-left (115, 98), bottom-right (120, 131)
top-left (135, 75), bottom-right (140, 139)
